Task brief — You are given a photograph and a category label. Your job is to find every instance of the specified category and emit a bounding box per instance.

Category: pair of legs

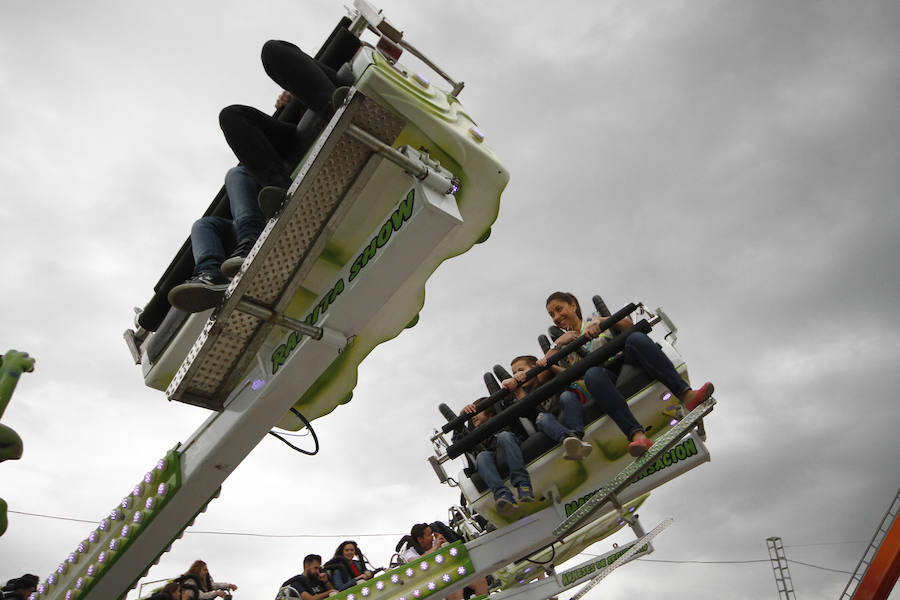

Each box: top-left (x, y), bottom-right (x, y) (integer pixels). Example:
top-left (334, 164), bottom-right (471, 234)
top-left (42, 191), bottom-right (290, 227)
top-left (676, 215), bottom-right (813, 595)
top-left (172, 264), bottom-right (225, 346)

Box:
top-left (219, 40), bottom-right (342, 189)
top-left (535, 391), bottom-right (594, 460)
top-left (190, 166), bottom-right (264, 275)
top-left (168, 166), bottom-right (264, 312)
top-left (619, 332), bottom-right (715, 411)
top-left (580, 331), bottom-right (713, 456)
top-left (475, 431), bottom-right (534, 510)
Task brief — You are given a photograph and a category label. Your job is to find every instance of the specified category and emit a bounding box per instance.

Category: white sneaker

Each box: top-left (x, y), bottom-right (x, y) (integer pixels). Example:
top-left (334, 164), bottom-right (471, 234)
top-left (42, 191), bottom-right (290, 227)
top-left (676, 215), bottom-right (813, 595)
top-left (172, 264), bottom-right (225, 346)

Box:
top-left (563, 436), bottom-right (592, 460)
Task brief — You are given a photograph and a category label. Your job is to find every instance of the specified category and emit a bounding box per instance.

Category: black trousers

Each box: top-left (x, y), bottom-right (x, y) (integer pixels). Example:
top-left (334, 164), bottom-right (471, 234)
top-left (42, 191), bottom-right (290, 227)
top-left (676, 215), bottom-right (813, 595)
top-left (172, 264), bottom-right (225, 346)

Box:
top-left (219, 40), bottom-right (341, 188)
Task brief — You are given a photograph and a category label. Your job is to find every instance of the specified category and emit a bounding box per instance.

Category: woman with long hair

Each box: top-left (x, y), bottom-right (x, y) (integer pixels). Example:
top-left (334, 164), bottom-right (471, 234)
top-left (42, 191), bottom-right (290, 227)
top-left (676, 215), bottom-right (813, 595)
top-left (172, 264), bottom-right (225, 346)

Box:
top-left (541, 291), bottom-right (713, 456)
top-left (325, 541), bottom-right (373, 591)
top-left (180, 560), bottom-right (237, 600)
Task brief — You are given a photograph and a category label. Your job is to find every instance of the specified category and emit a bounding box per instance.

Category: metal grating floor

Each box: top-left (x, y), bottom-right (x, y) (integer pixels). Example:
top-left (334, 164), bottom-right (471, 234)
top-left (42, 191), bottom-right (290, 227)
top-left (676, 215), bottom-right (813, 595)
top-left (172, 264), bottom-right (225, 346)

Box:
top-left (166, 92), bottom-right (405, 409)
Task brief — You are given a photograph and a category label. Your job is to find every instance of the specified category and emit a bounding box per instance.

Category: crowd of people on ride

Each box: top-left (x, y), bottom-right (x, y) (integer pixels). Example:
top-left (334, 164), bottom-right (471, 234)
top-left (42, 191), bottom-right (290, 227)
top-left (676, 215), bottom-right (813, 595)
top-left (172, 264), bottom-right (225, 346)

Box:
top-left (454, 291), bottom-right (715, 515)
top-left (135, 526), bottom-right (478, 599)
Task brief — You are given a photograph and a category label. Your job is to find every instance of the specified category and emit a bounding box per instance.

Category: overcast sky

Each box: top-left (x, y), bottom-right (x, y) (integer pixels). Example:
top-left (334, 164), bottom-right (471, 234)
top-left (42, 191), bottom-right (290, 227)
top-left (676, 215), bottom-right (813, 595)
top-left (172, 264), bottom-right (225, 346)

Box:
top-left (2, 1), bottom-right (899, 598)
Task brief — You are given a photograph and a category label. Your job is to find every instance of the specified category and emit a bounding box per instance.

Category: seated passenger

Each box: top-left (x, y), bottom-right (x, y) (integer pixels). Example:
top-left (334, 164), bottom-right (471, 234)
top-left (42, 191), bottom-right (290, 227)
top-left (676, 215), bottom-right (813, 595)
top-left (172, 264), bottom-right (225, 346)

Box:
top-left (502, 355), bottom-right (594, 461)
top-left (1, 574), bottom-right (38, 600)
top-left (219, 40), bottom-right (349, 216)
top-left (543, 292), bottom-right (714, 455)
top-left (148, 582), bottom-right (183, 600)
top-left (403, 523), bottom-right (447, 562)
top-left (167, 165), bottom-right (265, 313)
top-left (403, 523), bottom-right (489, 600)
top-left (456, 402), bottom-right (534, 512)
top-left (179, 559), bottom-right (237, 599)
top-left (280, 554), bottom-right (337, 600)
top-left (326, 540), bottom-right (373, 591)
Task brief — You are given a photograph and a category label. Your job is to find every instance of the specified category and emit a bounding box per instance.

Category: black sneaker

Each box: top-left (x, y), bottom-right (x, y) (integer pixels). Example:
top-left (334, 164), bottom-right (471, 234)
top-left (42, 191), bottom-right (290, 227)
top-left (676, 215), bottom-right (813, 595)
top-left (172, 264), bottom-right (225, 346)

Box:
top-left (258, 186), bottom-right (288, 220)
top-left (167, 271), bottom-right (229, 313)
top-left (221, 237), bottom-right (258, 278)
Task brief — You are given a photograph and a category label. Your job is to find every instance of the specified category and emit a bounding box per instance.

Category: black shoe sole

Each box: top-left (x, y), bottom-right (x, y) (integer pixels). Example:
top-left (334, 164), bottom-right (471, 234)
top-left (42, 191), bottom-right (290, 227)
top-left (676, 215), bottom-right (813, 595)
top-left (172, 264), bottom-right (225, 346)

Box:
top-left (168, 282), bottom-right (227, 313)
top-left (221, 256), bottom-right (245, 279)
top-left (258, 186), bottom-right (288, 220)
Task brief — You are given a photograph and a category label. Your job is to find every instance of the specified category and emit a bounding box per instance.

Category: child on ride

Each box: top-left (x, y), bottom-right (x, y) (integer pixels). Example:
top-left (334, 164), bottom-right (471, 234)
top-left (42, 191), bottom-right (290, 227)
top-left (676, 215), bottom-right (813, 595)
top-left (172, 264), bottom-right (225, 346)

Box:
top-left (501, 356), bottom-right (594, 461)
top-left (457, 402), bottom-right (535, 513)
top-left (541, 291), bottom-right (714, 456)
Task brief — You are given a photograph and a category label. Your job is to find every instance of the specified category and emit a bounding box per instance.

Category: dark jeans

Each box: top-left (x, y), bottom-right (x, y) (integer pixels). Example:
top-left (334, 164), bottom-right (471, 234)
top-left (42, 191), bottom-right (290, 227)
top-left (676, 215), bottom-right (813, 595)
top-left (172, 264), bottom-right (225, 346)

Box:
top-left (475, 431), bottom-right (530, 495)
top-left (191, 166), bottom-right (264, 274)
top-left (219, 40), bottom-right (341, 189)
top-left (583, 367), bottom-right (644, 440)
top-left (535, 391), bottom-right (585, 442)
top-left (621, 332), bottom-right (690, 397)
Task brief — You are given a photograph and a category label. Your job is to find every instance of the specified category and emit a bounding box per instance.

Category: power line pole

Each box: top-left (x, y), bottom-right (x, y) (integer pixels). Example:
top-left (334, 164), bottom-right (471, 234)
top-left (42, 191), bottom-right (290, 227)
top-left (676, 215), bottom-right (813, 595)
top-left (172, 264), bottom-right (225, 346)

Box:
top-left (766, 536), bottom-right (797, 599)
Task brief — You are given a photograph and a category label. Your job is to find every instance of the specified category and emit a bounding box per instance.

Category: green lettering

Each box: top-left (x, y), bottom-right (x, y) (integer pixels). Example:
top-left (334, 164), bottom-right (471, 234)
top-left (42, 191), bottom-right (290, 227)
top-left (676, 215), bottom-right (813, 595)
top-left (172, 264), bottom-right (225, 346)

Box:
top-left (675, 445), bottom-right (686, 460)
top-left (361, 238), bottom-right (378, 266)
top-left (684, 438), bottom-right (697, 456)
top-left (391, 189), bottom-right (415, 229)
top-left (286, 332), bottom-right (297, 352)
top-left (376, 221), bottom-right (392, 247)
top-left (349, 256), bottom-right (364, 282)
top-left (663, 453), bottom-right (672, 467)
top-left (271, 345), bottom-right (287, 374)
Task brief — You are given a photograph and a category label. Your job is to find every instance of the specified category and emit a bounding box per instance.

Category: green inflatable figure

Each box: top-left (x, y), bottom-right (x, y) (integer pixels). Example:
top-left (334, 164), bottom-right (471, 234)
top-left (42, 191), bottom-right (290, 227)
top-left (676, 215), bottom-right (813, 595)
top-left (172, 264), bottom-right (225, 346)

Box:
top-left (0, 349), bottom-right (35, 536)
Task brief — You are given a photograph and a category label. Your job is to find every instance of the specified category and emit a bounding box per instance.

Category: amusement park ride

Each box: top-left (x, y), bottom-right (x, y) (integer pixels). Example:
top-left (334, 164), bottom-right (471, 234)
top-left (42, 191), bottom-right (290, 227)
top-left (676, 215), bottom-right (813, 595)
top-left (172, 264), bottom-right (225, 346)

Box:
top-left (0, 2), bottom-right (745, 599)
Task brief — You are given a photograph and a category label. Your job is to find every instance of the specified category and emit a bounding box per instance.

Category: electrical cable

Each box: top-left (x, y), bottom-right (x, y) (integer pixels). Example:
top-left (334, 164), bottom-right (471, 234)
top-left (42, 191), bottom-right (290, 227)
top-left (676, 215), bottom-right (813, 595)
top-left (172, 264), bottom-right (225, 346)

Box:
top-left (3, 508), bottom-right (869, 570)
top-left (267, 407), bottom-right (319, 455)
top-left (635, 557), bottom-right (852, 574)
top-left (7, 510), bottom-right (402, 538)
top-left (523, 543), bottom-right (557, 565)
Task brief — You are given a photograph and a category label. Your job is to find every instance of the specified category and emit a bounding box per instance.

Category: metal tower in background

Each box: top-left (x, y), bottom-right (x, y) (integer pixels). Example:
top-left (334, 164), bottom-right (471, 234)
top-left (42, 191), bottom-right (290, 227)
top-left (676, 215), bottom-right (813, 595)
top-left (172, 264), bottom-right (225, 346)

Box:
top-left (766, 536), bottom-right (797, 599)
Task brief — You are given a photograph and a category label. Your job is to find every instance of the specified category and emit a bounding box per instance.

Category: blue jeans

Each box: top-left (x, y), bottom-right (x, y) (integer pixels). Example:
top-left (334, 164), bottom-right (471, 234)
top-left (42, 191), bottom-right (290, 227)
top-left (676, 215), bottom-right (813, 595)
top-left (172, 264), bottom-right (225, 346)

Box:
top-left (475, 431), bottom-right (530, 495)
top-left (583, 367), bottom-right (643, 440)
top-left (191, 166), bottom-right (264, 274)
top-left (622, 332), bottom-right (690, 397)
top-left (535, 391), bottom-right (585, 443)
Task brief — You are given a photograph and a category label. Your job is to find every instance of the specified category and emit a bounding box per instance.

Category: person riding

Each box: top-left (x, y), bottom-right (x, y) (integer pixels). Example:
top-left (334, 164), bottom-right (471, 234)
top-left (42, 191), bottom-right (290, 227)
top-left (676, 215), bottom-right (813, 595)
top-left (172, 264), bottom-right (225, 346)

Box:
top-left (219, 39), bottom-right (351, 217)
top-left (457, 401), bottom-right (535, 512)
top-left (167, 165), bottom-right (266, 312)
top-left (502, 354), bottom-right (594, 460)
top-left (179, 559), bottom-right (237, 599)
top-left (403, 524), bottom-right (488, 600)
top-left (326, 540), bottom-right (373, 591)
top-left (541, 291), bottom-right (714, 456)
top-left (280, 554), bottom-right (337, 600)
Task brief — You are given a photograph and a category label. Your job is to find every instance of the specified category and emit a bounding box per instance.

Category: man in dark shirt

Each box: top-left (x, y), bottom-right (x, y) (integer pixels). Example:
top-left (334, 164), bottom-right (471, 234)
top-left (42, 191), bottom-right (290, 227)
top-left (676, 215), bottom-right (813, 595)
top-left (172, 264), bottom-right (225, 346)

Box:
top-left (280, 554), bottom-right (336, 600)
